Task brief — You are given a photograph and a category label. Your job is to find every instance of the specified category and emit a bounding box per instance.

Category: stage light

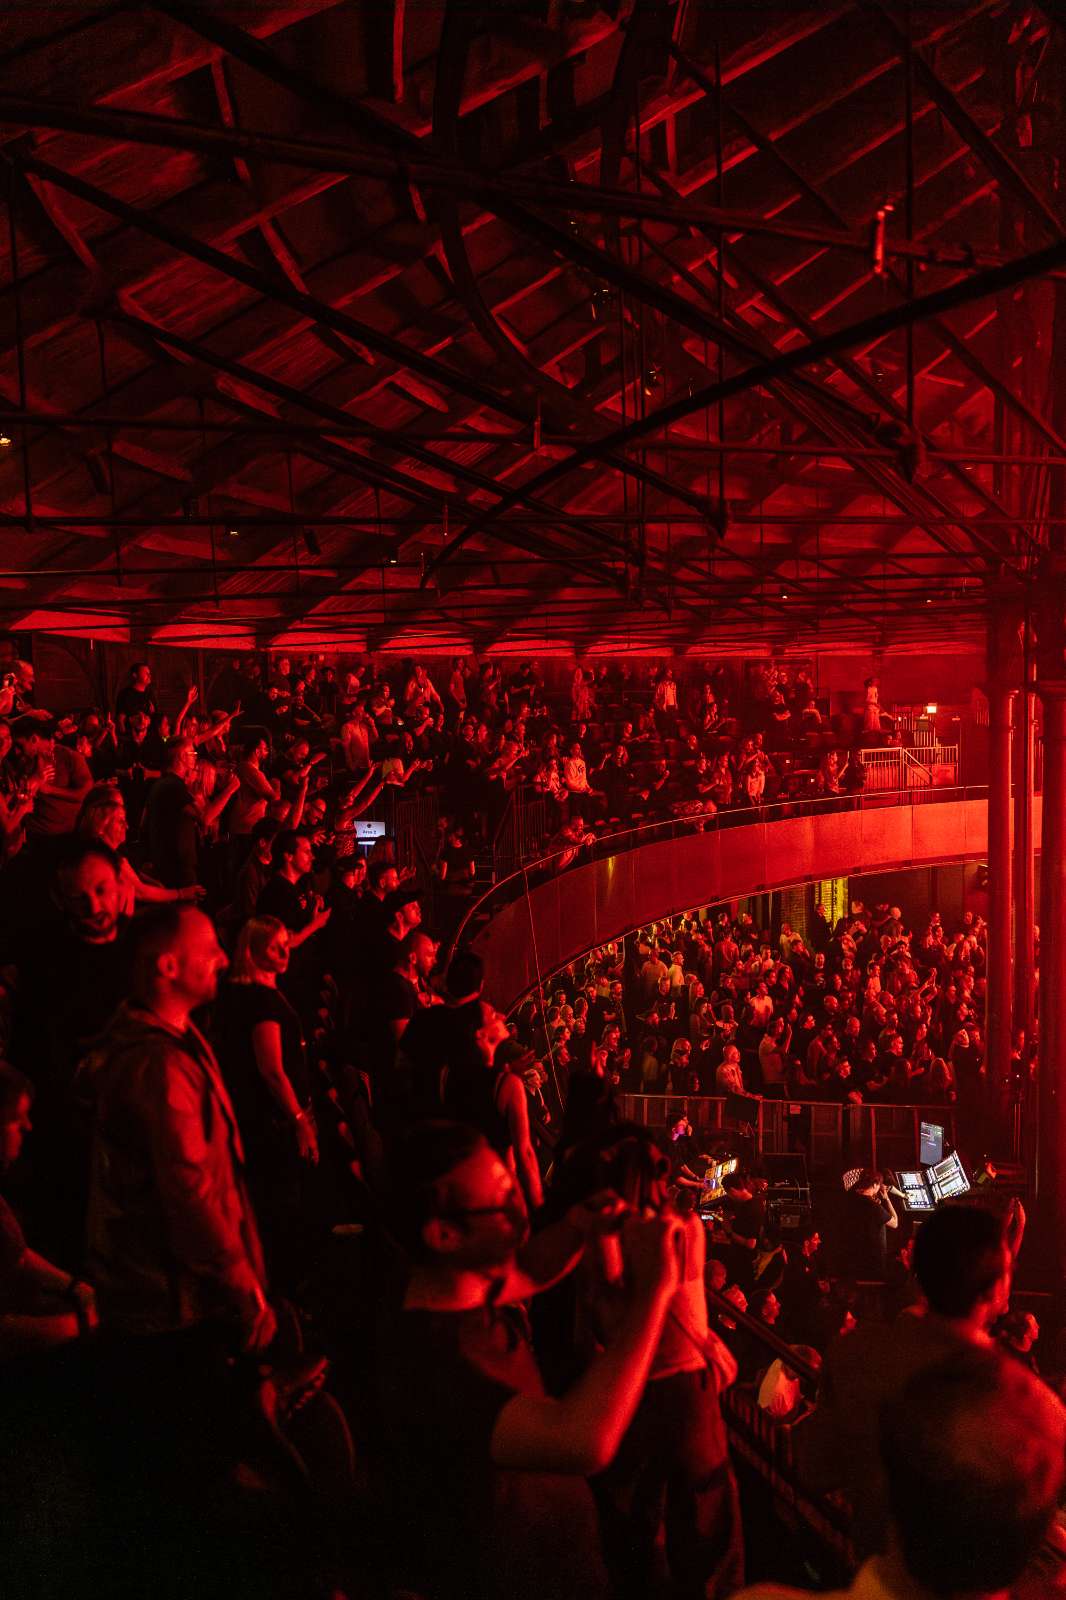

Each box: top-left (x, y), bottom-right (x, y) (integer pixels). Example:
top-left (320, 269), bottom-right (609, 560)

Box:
top-left (0, 431), bottom-right (11, 448)
top-left (925, 702), bottom-right (938, 716)
top-left (226, 526), bottom-right (240, 538)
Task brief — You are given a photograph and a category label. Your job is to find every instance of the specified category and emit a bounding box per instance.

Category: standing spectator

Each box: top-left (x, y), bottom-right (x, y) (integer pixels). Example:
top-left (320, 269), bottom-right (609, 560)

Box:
top-left (212, 916), bottom-right (318, 1288)
top-left (255, 829), bottom-right (332, 950)
top-left (146, 738), bottom-right (209, 889)
top-left (80, 905), bottom-right (274, 1350)
top-left (809, 1200), bottom-right (1025, 1559)
top-left (10, 715), bottom-right (92, 839)
top-left (114, 662), bottom-right (157, 733)
top-left (76, 783), bottom-right (203, 915)
top-left (442, 999), bottom-right (544, 1212)
top-left (839, 1171), bottom-right (900, 1281)
top-left (229, 732), bottom-right (281, 837)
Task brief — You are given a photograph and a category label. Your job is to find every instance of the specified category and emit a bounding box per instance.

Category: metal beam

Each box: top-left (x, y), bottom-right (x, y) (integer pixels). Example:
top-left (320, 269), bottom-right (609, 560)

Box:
top-left (135, 3), bottom-right (895, 439)
top-left (0, 89), bottom-right (1029, 270)
top-left (5, 412), bottom-right (1066, 467)
top-left (862, 0), bottom-right (1066, 239)
top-left (5, 148), bottom-right (721, 536)
top-left (424, 230), bottom-right (1066, 581)
top-left (0, 149), bottom-right (698, 606)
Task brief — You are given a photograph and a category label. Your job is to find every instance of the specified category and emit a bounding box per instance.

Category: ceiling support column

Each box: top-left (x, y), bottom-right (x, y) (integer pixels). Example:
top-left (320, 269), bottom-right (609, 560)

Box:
top-left (1036, 681), bottom-right (1066, 1280)
top-left (986, 678), bottom-right (1015, 1109)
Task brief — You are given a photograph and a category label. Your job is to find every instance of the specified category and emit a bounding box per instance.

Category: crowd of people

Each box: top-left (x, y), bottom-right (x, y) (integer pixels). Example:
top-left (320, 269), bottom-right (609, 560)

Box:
top-left (0, 640), bottom-right (1057, 1600)
top-left (0, 651), bottom-right (898, 912)
top-left (513, 896), bottom-right (1032, 1140)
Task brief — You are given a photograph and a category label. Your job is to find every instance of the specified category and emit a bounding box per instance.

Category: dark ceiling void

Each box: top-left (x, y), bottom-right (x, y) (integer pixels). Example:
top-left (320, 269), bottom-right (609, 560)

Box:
top-left (0, 0), bottom-right (1064, 653)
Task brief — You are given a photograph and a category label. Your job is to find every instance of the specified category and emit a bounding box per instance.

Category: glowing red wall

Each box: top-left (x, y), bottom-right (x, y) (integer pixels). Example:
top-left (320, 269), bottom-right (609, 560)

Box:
top-left (473, 798), bottom-right (1022, 1007)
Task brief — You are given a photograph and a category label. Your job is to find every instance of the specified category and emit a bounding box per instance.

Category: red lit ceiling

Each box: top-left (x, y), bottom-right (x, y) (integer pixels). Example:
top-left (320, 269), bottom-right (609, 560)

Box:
top-left (0, 0), bottom-right (1064, 653)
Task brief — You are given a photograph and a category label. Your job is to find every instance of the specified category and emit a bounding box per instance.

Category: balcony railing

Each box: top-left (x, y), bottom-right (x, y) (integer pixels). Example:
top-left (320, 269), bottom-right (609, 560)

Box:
top-left (452, 781), bottom-right (989, 957)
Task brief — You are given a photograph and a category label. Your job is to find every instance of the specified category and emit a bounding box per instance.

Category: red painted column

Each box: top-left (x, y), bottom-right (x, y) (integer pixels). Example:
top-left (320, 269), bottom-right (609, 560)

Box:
top-left (1037, 684), bottom-right (1066, 1274)
top-left (1013, 673), bottom-right (1036, 1040)
top-left (987, 686), bottom-right (1015, 1099)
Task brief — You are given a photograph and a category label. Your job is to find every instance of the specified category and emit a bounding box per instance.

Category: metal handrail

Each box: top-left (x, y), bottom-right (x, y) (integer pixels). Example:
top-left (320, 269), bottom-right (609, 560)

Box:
top-left (451, 781), bottom-right (990, 951)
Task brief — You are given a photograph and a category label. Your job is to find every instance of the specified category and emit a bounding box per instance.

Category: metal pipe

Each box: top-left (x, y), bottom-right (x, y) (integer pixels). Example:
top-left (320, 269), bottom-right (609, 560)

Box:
top-left (10, 510), bottom-right (1066, 528)
top-left (7, 414), bottom-right (1066, 464)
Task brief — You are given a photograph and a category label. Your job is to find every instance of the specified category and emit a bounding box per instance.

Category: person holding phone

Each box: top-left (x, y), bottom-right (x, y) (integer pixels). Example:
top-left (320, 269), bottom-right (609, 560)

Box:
top-left (377, 1120), bottom-right (684, 1600)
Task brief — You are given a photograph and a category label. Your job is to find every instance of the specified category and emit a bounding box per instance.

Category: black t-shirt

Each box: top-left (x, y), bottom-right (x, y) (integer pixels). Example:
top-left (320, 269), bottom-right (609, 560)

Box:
top-left (256, 873), bottom-right (313, 933)
top-left (727, 1195), bottom-right (764, 1249)
top-left (10, 921), bottom-right (132, 1094)
top-left (377, 1300), bottom-right (607, 1600)
top-left (361, 969), bottom-right (419, 1087)
top-left (115, 684), bottom-right (157, 723)
top-left (379, 970), bottom-right (418, 1031)
top-left (146, 773), bottom-right (198, 888)
top-left (442, 1061), bottom-right (512, 1158)
top-left (213, 981), bottom-right (310, 1145)
top-left (841, 1192), bottom-right (893, 1279)
top-left (400, 998), bottom-right (481, 1114)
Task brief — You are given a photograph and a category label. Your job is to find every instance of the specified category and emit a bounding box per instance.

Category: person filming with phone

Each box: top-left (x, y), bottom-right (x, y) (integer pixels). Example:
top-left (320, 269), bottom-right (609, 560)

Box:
top-left (376, 1119), bottom-right (691, 1600)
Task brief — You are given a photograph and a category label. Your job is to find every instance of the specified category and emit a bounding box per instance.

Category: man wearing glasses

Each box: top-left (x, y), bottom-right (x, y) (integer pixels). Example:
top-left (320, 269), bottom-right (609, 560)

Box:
top-left (377, 1120), bottom-right (685, 1600)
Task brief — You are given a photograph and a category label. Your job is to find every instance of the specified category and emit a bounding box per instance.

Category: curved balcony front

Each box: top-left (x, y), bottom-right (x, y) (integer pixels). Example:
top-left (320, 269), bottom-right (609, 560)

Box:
top-left (467, 791), bottom-right (1028, 1009)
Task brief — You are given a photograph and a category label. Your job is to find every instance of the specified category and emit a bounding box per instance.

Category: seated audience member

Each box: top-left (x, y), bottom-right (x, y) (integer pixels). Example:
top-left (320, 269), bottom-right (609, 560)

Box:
top-left (376, 1121), bottom-right (686, 1600)
top-left (809, 1199), bottom-right (1025, 1558)
top-left (79, 905), bottom-right (274, 1351)
top-left (735, 1350), bottom-right (1066, 1600)
top-left (0, 1062), bottom-right (97, 1357)
top-left (757, 1346), bottom-right (821, 1423)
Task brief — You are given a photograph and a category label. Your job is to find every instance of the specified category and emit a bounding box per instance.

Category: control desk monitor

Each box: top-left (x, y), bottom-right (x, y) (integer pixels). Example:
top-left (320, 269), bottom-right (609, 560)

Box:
top-left (701, 1156), bottom-right (738, 1203)
top-left (920, 1121), bottom-right (945, 1167)
top-left (929, 1151), bottom-right (971, 1203)
top-left (895, 1169), bottom-right (935, 1212)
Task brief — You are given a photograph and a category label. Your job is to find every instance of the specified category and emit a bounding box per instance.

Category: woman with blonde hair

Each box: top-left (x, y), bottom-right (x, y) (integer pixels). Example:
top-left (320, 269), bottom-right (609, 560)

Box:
top-left (213, 915), bottom-right (318, 1285)
top-left (76, 782), bottom-right (203, 915)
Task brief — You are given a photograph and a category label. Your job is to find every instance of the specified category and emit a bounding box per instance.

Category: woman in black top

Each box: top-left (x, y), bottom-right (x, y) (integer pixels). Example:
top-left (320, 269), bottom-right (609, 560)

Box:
top-left (213, 915), bottom-right (318, 1286)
